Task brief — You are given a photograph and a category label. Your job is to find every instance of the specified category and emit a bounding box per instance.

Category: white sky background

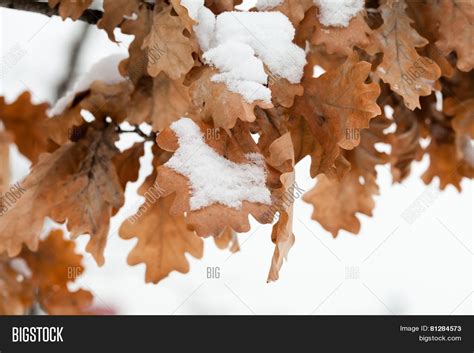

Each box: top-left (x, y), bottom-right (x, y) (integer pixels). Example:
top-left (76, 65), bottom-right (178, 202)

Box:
top-left (0, 4), bottom-right (472, 315)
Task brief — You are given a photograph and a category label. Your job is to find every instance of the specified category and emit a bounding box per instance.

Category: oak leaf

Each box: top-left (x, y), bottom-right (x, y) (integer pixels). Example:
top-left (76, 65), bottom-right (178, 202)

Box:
top-left (113, 142), bottom-right (145, 191)
top-left (291, 54), bottom-right (381, 177)
top-left (119, 5), bottom-right (154, 84)
top-left (267, 0), bottom-right (314, 27)
top-left (265, 133), bottom-right (296, 282)
top-left (21, 230), bottom-right (93, 315)
top-left (142, 5), bottom-right (197, 80)
top-left (0, 92), bottom-right (49, 163)
top-left (312, 12), bottom-right (372, 57)
top-left (0, 124), bottom-right (123, 265)
top-left (304, 116), bottom-right (390, 236)
top-left (368, 1), bottom-right (441, 110)
top-left (155, 120), bottom-right (272, 237)
top-left (389, 103), bottom-right (424, 182)
top-left (48, 0), bottom-right (92, 21)
top-left (119, 148), bottom-right (203, 284)
top-left (98, 0), bottom-right (140, 42)
top-left (191, 67), bottom-right (272, 130)
top-left (435, 0), bottom-right (474, 72)
top-left (422, 139), bottom-right (474, 191)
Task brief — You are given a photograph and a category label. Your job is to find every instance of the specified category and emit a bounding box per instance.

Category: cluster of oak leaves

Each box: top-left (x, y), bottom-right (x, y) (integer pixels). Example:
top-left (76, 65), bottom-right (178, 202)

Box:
top-left (0, 0), bottom-right (472, 314)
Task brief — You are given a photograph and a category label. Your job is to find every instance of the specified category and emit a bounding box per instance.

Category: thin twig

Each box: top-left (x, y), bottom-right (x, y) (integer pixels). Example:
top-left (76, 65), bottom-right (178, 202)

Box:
top-left (0, 0), bottom-right (104, 25)
top-left (56, 22), bottom-right (90, 99)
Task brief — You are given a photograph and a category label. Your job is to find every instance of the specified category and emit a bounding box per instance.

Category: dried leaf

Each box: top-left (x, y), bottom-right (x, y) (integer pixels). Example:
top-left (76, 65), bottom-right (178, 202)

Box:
top-left (0, 92), bottom-right (49, 163)
top-left (98, 0), bottom-right (140, 42)
top-left (435, 0), bottom-right (474, 72)
top-left (292, 54), bottom-right (381, 177)
top-left (422, 139), bottom-right (474, 191)
top-left (368, 0), bottom-right (441, 110)
top-left (155, 120), bottom-right (272, 237)
top-left (268, 0), bottom-right (314, 27)
top-left (119, 5), bottom-right (154, 83)
top-left (151, 73), bottom-right (194, 131)
top-left (0, 124), bottom-right (123, 265)
top-left (389, 103), bottom-right (423, 182)
top-left (266, 133), bottom-right (296, 282)
top-left (21, 230), bottom-right (93, 315)
top-left (304, 116), bottom-right (390, 236)
top-left (113, 142), bottom-right (145, 190)
top-left (119, 149), bottom-right (203, 284)
top-left (48, 0), bottom-right (93, 21)
top-left (312, 12), bottom-right (372, 57)
top-left (191, 67), bottom-right (272, 130)
top-left (46, 81), bottom-right (133, 145)
top-left (143, 5), bottom-right (197, 80)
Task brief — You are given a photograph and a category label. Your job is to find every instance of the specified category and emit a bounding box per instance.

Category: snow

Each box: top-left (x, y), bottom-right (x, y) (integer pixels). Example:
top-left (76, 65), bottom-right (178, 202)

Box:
top-left (203, 41), bottom-right (271, 102)
top-left (164, 118), bottom-right (272, 210)
top-left (180, 3), bottom-right (306, 103)
top-left (212, 12), bottom-right (306, 84)
top-left (314, 0), bottom-right (364, 27)
top-left (48, 54), bottom-right (127, 116)
top-left (255, 0), bottom-right (284, 10)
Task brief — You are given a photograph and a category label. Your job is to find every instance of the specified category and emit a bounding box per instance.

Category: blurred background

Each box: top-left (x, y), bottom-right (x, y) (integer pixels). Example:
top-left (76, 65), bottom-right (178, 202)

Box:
top-left (1, 1), bottom-right (472, 315)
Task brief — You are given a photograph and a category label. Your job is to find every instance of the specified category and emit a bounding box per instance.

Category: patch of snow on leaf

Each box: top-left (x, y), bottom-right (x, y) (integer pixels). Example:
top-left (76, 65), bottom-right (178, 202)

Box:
top-left (164, 118), bottom-right (272, 210)
top-left (314, 0), bottom-right (364, 28)
top-left (203, 41), bottom-right (271, 102)
top-left (49, 54), bottom-right (126, 116)
top-left (212, 12), bottom-right (306, 84)
top-left (181, 0), bottom-right (215, 51)
top-left (180, 3), bottom-right (306, 103)
top-left (255, 0), bottom-right (284, 10)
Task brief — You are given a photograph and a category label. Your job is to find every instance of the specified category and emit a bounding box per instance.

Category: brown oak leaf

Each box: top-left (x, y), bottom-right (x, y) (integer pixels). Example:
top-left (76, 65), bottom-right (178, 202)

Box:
top-left (113, 142), bottom-right (145, 191)
top-left (312, 12), bottom-right (372, 57)
top-left (265, 133), bottom-right (296, 282)
top-left (46, 81), bottom-right (133, 145)
top-left (291, 54), bottom-right (381, 177)
top-left (119, 148), bottom-right (203, 284)
top-left (265, 0), bottom-right (314, 27)
top-left (368, 0), bottom-right (441, 110)
top-left (98, 0), bottom-right (140, 42)
top-left (142, 5), bottom-right (197, 80)
top-left (0, 92), bottom-right (49, 163)
top-left (389, 103), bottom-right (424, 182)
top-left (21, 230), bottom-right (93, 315)
top-left (119, 5), bottom-right (154, 84)
top-left (48, 0), bottom-right (92, 21)
top-left (434, 0), bottom-right (474, 72)
top-left (304, 116), bottom-right (390, 236)
top-left (191, 67), bottom-right (272, 130)
top-left (155, 119), bottom-right (273, 237)
top-left (0, 124), bottom-right (123, 265)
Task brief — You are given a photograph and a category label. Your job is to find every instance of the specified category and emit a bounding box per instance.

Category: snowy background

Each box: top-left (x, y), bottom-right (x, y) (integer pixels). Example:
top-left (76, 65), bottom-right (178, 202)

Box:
top-left (1, 1), bottom-right (472, 315)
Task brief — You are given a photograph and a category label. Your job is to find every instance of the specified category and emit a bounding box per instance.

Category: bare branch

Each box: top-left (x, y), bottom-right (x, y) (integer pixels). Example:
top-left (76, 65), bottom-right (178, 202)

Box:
top-left (0, 0), bottom-right (104, 25)
top-left (56, 23), bottom-right (90, 99)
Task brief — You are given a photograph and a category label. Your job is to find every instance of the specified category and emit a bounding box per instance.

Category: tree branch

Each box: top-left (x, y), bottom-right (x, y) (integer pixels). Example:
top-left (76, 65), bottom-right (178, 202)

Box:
top-left (56, 23), bottom-right (90, 99)
top-left (0, 0), bottom-right (104, 25)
